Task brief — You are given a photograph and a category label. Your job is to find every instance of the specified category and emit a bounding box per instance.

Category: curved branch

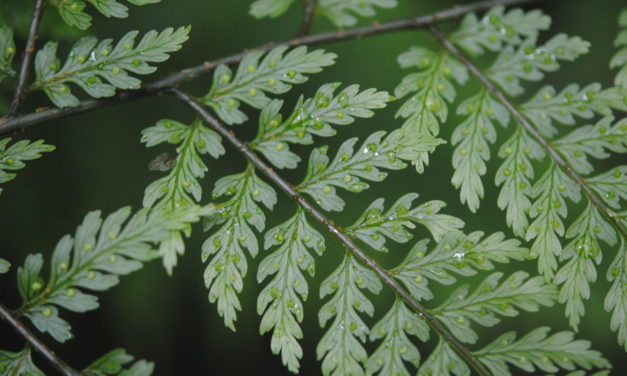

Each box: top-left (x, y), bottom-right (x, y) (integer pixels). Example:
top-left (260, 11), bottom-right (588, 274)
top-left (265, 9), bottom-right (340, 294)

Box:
top-left (429, 25), bottom-right (627, 241)
top-left (0, 303), bottom-right (82, 376)
top-left (8, 0), bottom-right (46, 117)
top-left (0, 0), bottom-right (541, 135)
top-left (168, 87), bottom-right (493, 376)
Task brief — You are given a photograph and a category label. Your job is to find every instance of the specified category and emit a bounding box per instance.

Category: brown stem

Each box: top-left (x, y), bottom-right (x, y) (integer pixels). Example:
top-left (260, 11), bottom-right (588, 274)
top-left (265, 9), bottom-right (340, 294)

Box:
top-left (429, 25), bottom-right (627, 242)
top-left (297, 0), bottom-right (316, 37)
top-left (0, 0), bottom-right (541, 135)
top-left (8, 0), bottom-right (46, 117)
top-left (0, 303), bottom-right (82, 376)
top-left (167, 87), bottom-right (493, 376)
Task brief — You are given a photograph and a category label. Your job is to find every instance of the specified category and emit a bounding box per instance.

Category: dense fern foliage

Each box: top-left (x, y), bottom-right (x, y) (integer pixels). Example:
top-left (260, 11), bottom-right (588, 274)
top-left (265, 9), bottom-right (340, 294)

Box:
top-left (1, 0), bottom-right (626, 375)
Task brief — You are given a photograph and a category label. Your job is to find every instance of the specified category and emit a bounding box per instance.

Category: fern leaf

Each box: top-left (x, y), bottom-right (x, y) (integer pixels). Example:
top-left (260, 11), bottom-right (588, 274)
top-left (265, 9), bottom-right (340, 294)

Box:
top-left (49, 0), bottom-right (161, 30)
top-left (418, 339), bottom-right (469, 376)
top-left (257, 209), bottom-right (325, 373)
top-left (203, 165), bottom-right (277, 330)
top-left (84, 348), bottom-right (154, 376)
top-left (605, 238), bottom-right (627, 350)
top-left (588, 164), bottom-right (627, 210)
top-left (0, 258), bottom-right (9, 274)
top-left (555, 203), bottom-right (617, 330)
top-left (249, 0), bottom-right (296, 18)
top-left (488, 34), bottom-right (590, 97)
top-left (0, 25), bottom-right (15, 84)
top-left (16, 205), bottom-right (213, 342)
top-left (474, 327), bottom-right (610, 375)
top-left (553, 117), bottom-right (627, 174)
top-left (142, 118), bottom-right (225, 209)
top-left (395, 47), bottom-right (468, 136)
top-left (33, 26), bottom-right (190, 107)
top-left (0, 138), bottom-right (55, 195)
top-left (450, 5), bottom-right (550, 56)
top-left (521, 85), bottom-right (619, 138)
top-left (297, 131), bottom-right (440, 211)
top-left (250, 83), bottom-right (392, 169)
top-left (495, 129), bottom-right (544, 237)
top-left (141, 118), bottom-right (224, 273)
top-left (202, 46), bottom-right (336, 125)
top-left (451, 89), bottom-right (509, 212)
top-left (0, 348), bottom-right (45, 376)
top-left (611, 8), bottom-right (627, 88)
top-left (392, 232), bottom-right (527, 301)
top-left (435, 271), bottom-right (556, 344)
top-left (526, 162), bottom-right (581, 278)
top-left (317, 0), bottom-right (397, 28)
top-left (345, 193), bottom-right (463, 251)
top-left (366, 298), bottom-right (429, 376)
top-left (317, 253), bottom-right (382, 376)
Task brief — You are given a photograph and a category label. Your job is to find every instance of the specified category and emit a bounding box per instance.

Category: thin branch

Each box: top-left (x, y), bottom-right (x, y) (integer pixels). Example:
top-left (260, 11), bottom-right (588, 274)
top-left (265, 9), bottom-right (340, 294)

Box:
top-left (0, 0), bottom-right (541, 135)
top-left (0, 303), bottom-right (82, 376)
top-left (429, 25), bottom-right (627, 242)
top-left (8, 0), bottom-right (46, 117)
top-left (297, 0), bottom-right (316, 37)
top-left (168, 87), bottom-right (493, 376)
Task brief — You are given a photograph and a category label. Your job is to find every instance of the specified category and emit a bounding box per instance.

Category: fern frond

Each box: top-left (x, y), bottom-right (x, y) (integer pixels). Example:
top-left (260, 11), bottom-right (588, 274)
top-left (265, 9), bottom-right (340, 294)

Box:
top-left (0, 138), bottom-right (55, 195)
top-left (257, 209), bottom-right (325, 373)
top-left (605, 238), bottom-right (627, 350)
top-left (366, 298), bottom-right (429, 376)
top-left (345, 193), bottom-right (463, 251)
top-left (555, 203), bottom-right (617, 330)
top-left (141, 118), bottom-right (224, 273)
top-left (203, 165), bottom-right (277, 330)
top-left (142, 118), bottom-right (225, 209)
top-left (249, 0), bottom-right (397, 28)
top-left (611, 8), bottom-right (627, 88)
top-left (317, 0), bottom-right (397, 28)
top-left (297, 131), bottom-right (441, 211)
top-left (553, 116), bottom-right (627, 175)
top-left (495, 129), bottom-right (544, 237)
top-left (452, 89), bottom-right (509, 212)
top-left (0, 25), bottom-right (15, 84)
top-left (249, 0), bottom-right (296, 18)
top-left (526, 162), bottom-right (581, 278)
top-left (0, 348), bottom-right (44, 376)
top-left (474, 327), bottom-right (610, 375)
top-left (418, 339), bottom-right (469, 376)
top-left (487, 34), bottom-right (590, 97)
top-left (520, 84), bottom-right (620, 138)
top-left (392, 232), bottom-right (527, 301)
top-left (48, 0), bottom-right (161, 30)
top-left (202, 46), bottom-right (336, 125)
top-left (16, 205), bottom-right (213, 342)
top-left (317, 253), bottom-right (382, 376)
top-left (33, 26), bottom-right (190, 107)
top-left (435, 271), bottom-right (555, 344)
top-left (250, 83), bottom-right (392, 169)
top-left (84, 348), bottom-right (154, 376)
top-left (588, 164), bottom-right (627, 210)
top-left (394, 47), bottom-right (468, 136)
top-left (449, 5), bottom-right (550, 56)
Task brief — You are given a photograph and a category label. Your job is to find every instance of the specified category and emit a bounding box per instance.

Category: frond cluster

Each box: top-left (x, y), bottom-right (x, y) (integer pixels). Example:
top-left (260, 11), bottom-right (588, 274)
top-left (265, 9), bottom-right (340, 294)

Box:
top-left (135, 32), bottom-right (612, 373)
top-left (392, 3), bottom-right (627, 350)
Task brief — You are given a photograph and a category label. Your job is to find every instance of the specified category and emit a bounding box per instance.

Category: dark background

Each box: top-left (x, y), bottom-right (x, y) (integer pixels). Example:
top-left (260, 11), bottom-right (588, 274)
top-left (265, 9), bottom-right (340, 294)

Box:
top-left (1, 0), bottom-right (626, 374)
